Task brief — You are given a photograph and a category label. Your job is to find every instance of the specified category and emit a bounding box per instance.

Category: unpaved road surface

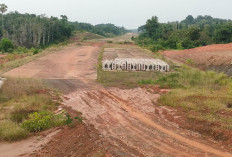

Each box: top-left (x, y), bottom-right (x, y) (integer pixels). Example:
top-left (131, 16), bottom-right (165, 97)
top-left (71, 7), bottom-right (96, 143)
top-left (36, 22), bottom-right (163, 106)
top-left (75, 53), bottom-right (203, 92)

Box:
top-left (2, 43), bottom-right (232, 157)
top-left (4, 44), bottom-right (101, 93)
top-left (103, 47), bottom-right (152, 60)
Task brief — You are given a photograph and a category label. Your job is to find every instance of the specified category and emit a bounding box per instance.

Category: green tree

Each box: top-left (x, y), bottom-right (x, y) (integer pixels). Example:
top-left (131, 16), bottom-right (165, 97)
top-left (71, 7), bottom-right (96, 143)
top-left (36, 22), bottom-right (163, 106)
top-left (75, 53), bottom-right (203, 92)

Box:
top-left (0, 38), bottom-right (14, 52)
top-left (183, 15), bottom-right (194, 25)
top-left (214, 24), bottom-right (232, 43)
top-left (0, 4), bottom-right (7, 28)
top-left (145, 16), bottom-right (161, 39)
top-left (187, 28), bottom-right (201, 41)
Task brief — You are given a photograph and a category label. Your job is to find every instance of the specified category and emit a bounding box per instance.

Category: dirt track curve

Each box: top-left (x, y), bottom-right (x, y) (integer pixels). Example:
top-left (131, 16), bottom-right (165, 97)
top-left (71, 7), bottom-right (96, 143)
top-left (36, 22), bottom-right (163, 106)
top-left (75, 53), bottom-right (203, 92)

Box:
top-left (3, 43), bottom-right (232, 157)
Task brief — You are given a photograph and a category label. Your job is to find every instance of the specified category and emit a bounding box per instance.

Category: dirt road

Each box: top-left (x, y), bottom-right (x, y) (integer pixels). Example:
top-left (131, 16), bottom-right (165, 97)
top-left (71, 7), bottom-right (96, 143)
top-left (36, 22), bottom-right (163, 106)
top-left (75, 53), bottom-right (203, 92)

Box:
top-left (4, 44), bottom-right (101, 93)
top-left (3, 43), bottom-right (232, 157)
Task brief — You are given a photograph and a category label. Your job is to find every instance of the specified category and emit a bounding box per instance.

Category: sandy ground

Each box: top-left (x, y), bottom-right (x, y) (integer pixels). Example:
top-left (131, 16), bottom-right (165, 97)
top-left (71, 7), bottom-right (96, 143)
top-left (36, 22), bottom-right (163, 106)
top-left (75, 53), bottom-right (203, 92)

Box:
top-left (4, 44), bottom-right (101, 93)
top-left (0, 129), bottom-right (61, 157)
top-left (1, 42), bottom-right (232, 157)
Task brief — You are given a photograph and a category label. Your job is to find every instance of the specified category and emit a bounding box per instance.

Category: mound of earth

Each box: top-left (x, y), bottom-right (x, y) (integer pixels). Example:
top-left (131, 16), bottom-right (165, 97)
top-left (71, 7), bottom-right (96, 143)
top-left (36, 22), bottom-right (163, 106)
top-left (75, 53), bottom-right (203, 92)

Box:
top-left (162, 43), bottom-right (232, 75)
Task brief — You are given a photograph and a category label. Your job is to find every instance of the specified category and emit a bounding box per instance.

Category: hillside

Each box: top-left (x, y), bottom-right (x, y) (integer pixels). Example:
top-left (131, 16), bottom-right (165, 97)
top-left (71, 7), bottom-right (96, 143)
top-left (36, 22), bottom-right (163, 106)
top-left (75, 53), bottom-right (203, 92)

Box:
top-left (163, 43), bottom-right (232, 75)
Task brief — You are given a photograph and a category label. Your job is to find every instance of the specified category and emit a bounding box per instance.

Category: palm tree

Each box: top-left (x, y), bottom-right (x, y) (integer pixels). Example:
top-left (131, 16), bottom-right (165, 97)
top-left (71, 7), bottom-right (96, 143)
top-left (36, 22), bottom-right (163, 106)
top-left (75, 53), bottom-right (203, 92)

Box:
top-left (0, 4), bottom-right (7, 29)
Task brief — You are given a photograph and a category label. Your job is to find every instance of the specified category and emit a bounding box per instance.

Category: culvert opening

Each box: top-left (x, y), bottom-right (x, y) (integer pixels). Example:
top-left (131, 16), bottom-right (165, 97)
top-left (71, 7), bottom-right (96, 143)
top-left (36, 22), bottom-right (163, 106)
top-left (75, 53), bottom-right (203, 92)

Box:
top-left (227, 103), bottom-right (232, 108)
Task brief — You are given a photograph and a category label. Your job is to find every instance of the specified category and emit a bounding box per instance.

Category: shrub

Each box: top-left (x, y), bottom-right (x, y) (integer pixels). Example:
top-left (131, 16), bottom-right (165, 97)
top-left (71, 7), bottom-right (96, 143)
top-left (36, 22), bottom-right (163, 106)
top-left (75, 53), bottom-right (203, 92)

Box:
top-left (149, 44), bottom-right (164, 52)
top-left (22, 111), bottom-right (65, 132)
top-left (16, 46), bottom-right (29, 54)
top-left (0, 38), bottom-right (14, 53)
top-left (30, 48), bottom-right (39, 55)
top-left (186, 59), bottom-right (195, 65)
top-left (22, 111), bottom-right (55, 132)
top-left (181, 39), bottom-right (195, 49)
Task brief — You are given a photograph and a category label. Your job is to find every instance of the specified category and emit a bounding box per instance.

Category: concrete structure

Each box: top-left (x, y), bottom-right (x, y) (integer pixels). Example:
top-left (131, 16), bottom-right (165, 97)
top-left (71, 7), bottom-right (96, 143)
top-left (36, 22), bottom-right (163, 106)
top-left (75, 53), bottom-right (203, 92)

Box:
top-left (102, 58), bottom-right (169, 72)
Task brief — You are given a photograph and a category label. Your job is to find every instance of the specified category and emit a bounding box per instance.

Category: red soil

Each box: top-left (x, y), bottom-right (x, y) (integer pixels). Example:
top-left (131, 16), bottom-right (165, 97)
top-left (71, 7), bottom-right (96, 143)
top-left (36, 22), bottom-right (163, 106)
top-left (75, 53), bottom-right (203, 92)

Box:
top-left (162, 43), bottom-right (232, 67)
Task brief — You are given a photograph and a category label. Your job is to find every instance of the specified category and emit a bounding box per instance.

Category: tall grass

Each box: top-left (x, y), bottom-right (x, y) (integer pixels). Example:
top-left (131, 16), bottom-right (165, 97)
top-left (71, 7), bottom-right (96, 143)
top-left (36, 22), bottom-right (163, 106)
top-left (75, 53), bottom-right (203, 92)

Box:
top-left (147, 65), bottom-right (232, 138)
top-left (0, 77), bottom-right (64, 141)
top-left (140, 66), bottom-right (232, 90)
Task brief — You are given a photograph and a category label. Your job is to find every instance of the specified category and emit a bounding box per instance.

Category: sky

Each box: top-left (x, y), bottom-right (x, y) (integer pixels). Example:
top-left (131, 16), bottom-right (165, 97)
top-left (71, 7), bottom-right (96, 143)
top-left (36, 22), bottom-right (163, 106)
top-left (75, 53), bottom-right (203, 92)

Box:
top-left (1, 0), bottom-right (232, 29)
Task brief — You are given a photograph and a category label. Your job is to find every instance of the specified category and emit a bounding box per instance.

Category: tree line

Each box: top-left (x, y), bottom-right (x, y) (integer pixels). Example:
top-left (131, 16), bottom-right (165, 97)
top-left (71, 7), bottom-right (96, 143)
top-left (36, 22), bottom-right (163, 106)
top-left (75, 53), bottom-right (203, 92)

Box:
top-left (70, 22), bottom-right (127, 37)
top-left (0, 4), bottom-right (127, 52)
top-left (135, 15), bottom-right (232, 52)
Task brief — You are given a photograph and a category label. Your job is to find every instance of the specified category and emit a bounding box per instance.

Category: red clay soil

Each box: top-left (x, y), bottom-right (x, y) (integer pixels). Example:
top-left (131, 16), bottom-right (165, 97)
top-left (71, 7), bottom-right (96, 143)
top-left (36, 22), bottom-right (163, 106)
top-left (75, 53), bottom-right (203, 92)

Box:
top-left (162, 43), bottom-right (232, 67)
top-left (34, 107), bottom-right (109, 157)
top-left (2, 42), bottom-right (232, 157)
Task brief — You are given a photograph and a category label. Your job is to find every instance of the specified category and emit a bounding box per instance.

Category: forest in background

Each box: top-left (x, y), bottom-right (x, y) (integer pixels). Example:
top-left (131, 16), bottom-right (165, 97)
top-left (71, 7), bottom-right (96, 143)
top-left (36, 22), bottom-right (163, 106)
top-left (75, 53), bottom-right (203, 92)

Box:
top-left (135, 15), bottom-right (232, 52)
top-left (0, 9), bottom-right (127, 52)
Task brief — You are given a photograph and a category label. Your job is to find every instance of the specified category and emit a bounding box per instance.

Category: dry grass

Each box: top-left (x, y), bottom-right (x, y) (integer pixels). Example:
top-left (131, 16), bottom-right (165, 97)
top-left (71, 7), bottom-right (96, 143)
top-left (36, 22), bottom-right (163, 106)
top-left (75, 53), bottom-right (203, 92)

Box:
top-left (72, 31), bottom-right (104, 42)
top-left (154, 66), bottom-right (232, 136)
top-left (0, 77), bottom-right (62, 141)
top-left (0, 120), bottom-right (28, 141)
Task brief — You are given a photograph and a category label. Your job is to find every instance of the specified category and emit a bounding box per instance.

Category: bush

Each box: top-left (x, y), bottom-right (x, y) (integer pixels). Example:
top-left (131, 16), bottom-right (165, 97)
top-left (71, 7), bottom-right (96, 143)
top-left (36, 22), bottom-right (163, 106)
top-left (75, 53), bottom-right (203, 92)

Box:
top-left (0, 38), bottom-right (14, 53)
top-left (181, 39), bottom-right (195, 49)
top-left (149, 44), bottom-right (164, 52)
top-left (30, 48), bottom-right (39, 55)
top-left (22, 111), bottom-right (65, 132)
top-left (16, 46), bottom-right (29, 54)
top-left (22, 111), bottom-right (56, 132)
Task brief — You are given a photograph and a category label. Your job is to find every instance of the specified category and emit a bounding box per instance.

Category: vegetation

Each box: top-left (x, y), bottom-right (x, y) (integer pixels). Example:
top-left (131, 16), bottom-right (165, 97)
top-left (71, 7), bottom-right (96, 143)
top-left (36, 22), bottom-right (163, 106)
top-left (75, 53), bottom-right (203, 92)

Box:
top-left (70, 22), bottom-right (128, 37)
top-left (136, 15), bottom-right (232, 52)
top-left (22, 111), bottom-right (65, 132)
top-left (0, 38), bottom-right (14, 52)
top-left (0, 3), bottom-right (127, 52)
top-left (0, 77), bottom-right (65, 141)
top-left (140, 66), bottom-right (232, 138)
top-left (73, 31), bottom-right (104, 42)
top-left (0, 42), bottom-right (68, 74)
top-left (0, 12), bottom-right (73, 48)
top-left (97, 46), bottom-right (164, 88)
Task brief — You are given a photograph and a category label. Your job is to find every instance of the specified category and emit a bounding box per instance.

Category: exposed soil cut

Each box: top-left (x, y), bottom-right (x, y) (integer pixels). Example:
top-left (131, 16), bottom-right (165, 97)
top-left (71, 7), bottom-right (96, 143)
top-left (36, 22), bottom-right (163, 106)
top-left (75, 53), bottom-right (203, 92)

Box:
top-left (34, 107), bottom-right (109, 157)
top-left (162, 43), bottom-right (232, 75)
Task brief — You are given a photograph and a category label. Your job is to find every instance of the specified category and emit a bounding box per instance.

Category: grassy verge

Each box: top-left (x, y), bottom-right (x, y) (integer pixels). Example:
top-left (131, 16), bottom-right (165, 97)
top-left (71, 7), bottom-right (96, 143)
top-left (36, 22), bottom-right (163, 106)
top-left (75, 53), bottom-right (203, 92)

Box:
top-left (73, 31), bottom-right (104, 42)
top-left (0, 77), bottom-right (66, 141)
top-left (141, 65), bottom-right (232, 141)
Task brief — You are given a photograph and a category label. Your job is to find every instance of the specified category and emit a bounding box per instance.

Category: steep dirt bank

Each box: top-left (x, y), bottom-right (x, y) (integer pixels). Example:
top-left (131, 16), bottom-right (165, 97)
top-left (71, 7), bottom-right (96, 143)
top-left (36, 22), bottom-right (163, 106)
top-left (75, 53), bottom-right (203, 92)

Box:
top-left (162, 43), bottom-right (232, 75)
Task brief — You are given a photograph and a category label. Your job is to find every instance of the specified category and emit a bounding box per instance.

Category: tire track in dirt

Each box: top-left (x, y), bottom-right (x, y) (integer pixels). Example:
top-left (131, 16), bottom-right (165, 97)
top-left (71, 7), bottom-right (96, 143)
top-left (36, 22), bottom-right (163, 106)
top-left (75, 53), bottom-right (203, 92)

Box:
top-left (64, 88), bottom-right (232, 157)
top-left (103, 90), bottom-right (232, 157)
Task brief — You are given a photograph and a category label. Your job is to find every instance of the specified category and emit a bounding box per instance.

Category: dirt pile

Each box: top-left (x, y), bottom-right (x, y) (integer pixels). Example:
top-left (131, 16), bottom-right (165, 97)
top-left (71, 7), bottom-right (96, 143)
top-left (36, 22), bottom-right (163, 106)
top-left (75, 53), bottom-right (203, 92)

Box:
top-left (162, 43), bottom-right (232, 75)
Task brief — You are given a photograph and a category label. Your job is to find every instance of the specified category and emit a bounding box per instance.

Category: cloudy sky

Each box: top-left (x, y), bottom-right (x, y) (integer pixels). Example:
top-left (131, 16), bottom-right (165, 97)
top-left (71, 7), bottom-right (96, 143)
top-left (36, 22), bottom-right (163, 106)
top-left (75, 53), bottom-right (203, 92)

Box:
top-left (1, 0), bottom-right (232, 29)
